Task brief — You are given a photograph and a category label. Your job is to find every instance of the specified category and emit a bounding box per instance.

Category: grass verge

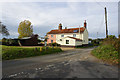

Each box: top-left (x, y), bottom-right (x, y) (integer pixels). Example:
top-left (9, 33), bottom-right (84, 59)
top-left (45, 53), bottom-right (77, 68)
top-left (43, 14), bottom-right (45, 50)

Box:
top-left (2, 45), bottom-right (62, 60)
top-left (91, 44), bottom-right (119, 65)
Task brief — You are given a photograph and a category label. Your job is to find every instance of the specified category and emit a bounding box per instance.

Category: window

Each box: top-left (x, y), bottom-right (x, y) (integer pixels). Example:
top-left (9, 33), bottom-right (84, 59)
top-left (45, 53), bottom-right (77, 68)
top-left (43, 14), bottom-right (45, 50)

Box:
top-left (51, 40), bottom-right (53, 43)
top-left (73, 30), bottom-right (78, 32)
top-left (60, 39), bottom-right (62, 41)
top-left (66, 40), bottom-right (69, 44)
top-left (61, 35), bottom-right (64, 37)
top-left (51, 35), bottom-right (53, 37)
top-left (73, 34), bottom-right (76, 37)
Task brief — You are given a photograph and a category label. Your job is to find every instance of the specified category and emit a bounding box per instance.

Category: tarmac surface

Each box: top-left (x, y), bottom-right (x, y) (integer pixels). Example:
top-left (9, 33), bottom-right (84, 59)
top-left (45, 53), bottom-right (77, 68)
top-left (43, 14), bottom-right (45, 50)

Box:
top-left (2, 47), bottom-right (118, 78)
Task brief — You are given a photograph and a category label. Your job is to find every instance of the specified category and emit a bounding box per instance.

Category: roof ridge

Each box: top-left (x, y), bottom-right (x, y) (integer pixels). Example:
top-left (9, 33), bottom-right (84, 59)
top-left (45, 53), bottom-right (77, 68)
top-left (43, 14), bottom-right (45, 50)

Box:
top-left (47, 27), bottom-right (85, 34)
top-left (51, 27), bottom-right (84, 31)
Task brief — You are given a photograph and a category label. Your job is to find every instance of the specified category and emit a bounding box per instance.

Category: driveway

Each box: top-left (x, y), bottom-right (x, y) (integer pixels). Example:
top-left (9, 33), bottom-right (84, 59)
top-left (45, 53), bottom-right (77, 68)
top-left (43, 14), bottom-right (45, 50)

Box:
top-left (2, 47), bottom-right (118, 78)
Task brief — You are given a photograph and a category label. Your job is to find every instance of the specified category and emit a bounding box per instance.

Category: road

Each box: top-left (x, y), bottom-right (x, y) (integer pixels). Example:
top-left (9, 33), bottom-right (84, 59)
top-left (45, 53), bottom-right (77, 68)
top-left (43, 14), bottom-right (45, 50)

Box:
top-left (2, 47), bottom-right (118, 78)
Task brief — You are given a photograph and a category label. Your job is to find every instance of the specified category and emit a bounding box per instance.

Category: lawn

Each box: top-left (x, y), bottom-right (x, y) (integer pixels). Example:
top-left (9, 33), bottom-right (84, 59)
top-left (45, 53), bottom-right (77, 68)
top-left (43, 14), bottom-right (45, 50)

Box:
top-left (2, 45), bottom-right (62, 60)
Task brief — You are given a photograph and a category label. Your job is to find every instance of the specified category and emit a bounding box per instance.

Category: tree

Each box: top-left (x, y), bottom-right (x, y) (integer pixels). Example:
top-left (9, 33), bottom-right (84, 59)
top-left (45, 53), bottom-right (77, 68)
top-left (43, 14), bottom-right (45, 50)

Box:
top-left (18, 20), bottom-right (33, 38)
top-left (0, 21), bottom-right (9, 36)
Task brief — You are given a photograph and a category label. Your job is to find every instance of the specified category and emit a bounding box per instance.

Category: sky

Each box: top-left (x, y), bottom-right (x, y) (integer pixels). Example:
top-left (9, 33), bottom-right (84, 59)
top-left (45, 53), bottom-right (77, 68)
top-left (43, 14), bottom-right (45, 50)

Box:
top-left (0, 1), bottom-right (119, 39)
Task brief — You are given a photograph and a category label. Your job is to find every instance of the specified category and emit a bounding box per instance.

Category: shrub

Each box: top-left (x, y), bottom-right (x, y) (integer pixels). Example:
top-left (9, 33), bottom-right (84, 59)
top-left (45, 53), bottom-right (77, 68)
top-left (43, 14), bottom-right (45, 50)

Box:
top-left (48, 42), bottom-right (60, 46)
top-left (2, 38), bottom-right (7, 45)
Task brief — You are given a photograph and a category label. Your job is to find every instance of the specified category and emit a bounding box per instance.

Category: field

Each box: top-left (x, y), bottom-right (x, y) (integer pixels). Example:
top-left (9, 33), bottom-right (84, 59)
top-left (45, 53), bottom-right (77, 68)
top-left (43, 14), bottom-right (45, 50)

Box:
top-left (1, 45), bottom-right (62, 60)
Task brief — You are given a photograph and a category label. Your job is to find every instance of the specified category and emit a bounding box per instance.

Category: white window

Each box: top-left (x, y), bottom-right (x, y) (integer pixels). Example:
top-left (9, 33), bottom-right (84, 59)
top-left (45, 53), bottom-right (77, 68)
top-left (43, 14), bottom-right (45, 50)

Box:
top-left (51, 35), bottom-right (53, 37)
top-left (61, 35), bottom-right (64, 37)
top-left (73, 34), bottom-right (76, 37)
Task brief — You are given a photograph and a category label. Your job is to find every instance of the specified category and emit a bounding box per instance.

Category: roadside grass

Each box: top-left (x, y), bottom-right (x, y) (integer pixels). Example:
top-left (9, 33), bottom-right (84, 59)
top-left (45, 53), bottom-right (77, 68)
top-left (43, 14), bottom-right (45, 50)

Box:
top-left (91, 43), bottom-right (119, 65)
top-left (2, 45), bottom-right (62, 60)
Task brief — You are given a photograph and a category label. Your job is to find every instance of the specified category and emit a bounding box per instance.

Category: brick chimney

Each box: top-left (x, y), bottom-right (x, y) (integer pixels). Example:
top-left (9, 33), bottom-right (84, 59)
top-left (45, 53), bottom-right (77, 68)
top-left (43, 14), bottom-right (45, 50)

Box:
top-left (58, 23), bottom-right (62, 30)
top-left (84, 20), bottom-right (87, 28)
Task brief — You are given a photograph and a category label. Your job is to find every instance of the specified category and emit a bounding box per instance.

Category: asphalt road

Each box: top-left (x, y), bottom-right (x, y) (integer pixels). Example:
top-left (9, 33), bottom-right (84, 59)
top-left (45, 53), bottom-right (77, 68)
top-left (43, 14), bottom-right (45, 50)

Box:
top-left (2, 47), bottom-right (118, 78)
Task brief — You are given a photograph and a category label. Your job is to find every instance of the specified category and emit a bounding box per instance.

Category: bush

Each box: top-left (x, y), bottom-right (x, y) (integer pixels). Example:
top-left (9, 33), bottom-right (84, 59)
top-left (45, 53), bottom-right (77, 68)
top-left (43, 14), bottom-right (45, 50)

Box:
top-left (48, 42), bottom-right (60, 46)
top-left (2, 38), bottom-right (7, 45)
top-left (2, 46), bottom-right (62, 60)
top-left (90, 38), bottom-right (104, 46)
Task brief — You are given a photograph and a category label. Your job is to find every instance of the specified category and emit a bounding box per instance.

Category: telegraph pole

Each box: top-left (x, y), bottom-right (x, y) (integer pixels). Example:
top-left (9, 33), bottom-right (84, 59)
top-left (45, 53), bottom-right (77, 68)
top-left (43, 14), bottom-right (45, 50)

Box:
top-left (105, 7), bottom-right (108, 38)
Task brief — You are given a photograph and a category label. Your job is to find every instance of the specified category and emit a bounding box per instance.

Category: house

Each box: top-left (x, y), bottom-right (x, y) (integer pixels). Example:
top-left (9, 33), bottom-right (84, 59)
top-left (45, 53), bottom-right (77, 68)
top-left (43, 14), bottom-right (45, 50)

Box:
top-left (47, 20), bottom-right (88, 47)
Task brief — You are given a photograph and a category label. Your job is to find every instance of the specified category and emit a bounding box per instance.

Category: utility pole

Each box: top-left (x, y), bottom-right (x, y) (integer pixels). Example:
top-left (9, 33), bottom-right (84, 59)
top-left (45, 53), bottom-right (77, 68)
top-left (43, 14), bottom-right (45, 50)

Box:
top-left (105, 7), bottom-right (108, 38)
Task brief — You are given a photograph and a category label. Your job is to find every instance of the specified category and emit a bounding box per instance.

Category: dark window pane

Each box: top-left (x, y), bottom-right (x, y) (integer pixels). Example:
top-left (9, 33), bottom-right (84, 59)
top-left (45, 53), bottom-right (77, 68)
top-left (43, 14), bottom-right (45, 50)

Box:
top-left (66, 40), bottom-right (69, 44)
top-left (51, 40), bottom-right (53, 43)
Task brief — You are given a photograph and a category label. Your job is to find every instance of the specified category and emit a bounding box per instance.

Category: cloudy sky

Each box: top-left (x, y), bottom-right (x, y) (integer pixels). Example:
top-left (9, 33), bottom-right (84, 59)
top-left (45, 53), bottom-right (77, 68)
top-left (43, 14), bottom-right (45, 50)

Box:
top-left (0, 1), bottom-right (118, 39)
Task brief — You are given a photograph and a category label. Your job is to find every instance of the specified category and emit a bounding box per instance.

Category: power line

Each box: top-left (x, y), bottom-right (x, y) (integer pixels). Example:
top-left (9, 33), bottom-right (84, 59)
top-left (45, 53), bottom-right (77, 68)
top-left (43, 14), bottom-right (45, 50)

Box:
top-left (97, 15), bottom-right (104, 33)
top-left (94, 0), bottom-right (105, 8)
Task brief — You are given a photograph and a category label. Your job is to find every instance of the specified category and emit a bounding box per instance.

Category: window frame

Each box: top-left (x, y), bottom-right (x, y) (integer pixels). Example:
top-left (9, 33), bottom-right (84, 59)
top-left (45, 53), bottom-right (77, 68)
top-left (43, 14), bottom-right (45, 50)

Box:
top-left (60, 39), bottom-right (62, 41)
top-left (73, 34), bottom-right (76, 37)
top-left (51, 40), bottom-right (53, 43)
top-left (51, 35), bottom-right (53, 38)
top-left (61, 34), bottom-right (64, 37)
top-left (66, 40), bottom-right (69, 44)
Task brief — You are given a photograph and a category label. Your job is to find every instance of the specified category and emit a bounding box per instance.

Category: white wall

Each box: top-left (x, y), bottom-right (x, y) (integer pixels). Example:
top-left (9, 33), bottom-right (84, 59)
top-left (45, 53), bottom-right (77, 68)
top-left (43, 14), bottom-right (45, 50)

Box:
top-left (56, 33), bottom-right (83, 44)
top-left (54, 28), bottom-right (88, 46)
top-left (57, 37), bottom-right (83, 46)
top-left (59, 37), bottom-right (76, 46)
top-left (82, 29), bottom-right (88, 44)
top-left (75, 41), bottom-right (82, 46)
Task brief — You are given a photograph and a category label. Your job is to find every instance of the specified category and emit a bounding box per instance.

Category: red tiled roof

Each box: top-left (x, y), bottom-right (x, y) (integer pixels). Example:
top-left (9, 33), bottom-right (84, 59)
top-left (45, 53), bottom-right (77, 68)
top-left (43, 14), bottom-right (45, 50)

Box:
top-left (67, 36), bottom-right (82, 41)
top-left (47, 27), bottom-right (85, 34)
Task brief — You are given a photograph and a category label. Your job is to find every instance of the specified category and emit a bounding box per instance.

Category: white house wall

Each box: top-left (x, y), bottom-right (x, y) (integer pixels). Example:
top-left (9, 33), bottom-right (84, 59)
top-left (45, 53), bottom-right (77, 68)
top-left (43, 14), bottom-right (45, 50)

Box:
top-left (59, 37), bottom-right (76, 46)
top-left (56, 33), bottom-right (83, 44)
top-left (75, 41), bottom-right (82, 46)
top-left (82, 29), bottom-right (88, 44)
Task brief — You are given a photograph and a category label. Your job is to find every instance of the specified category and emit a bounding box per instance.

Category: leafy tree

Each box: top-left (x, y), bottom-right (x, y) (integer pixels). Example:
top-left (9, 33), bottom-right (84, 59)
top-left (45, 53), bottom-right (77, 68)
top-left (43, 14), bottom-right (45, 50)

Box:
top-left (18, 20), bottom-right (33, 38)
top-left (0, 21), bottom-right (9, 36)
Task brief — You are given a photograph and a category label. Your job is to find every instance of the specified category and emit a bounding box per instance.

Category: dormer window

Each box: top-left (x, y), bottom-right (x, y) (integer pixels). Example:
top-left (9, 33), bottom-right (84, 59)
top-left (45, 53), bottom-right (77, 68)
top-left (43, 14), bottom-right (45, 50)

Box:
top-left (73, 30), bottom-right (78, 32)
